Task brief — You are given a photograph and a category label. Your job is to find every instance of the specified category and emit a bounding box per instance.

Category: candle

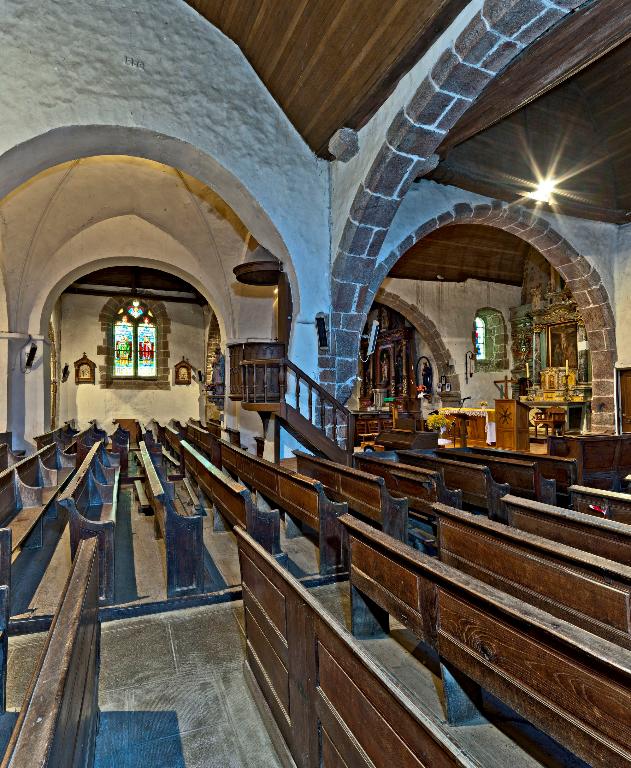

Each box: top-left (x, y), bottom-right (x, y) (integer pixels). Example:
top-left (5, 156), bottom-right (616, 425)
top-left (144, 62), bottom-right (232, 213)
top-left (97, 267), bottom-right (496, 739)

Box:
top-left (565, 359), bottom-right (569, 376)
top-left (526, 362), bottom-right (530, 379)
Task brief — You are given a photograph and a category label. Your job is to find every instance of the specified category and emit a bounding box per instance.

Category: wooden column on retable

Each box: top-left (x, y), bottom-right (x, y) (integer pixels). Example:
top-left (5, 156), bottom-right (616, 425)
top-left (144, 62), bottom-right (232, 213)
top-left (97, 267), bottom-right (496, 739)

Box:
top-left (494, 398), bottom-right (530, 451)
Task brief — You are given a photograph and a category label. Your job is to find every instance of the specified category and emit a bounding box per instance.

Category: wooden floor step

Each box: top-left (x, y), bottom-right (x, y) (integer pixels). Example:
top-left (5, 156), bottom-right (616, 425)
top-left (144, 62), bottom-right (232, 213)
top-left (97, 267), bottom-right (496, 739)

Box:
top-left (134, 480), bottom-right (151, 513)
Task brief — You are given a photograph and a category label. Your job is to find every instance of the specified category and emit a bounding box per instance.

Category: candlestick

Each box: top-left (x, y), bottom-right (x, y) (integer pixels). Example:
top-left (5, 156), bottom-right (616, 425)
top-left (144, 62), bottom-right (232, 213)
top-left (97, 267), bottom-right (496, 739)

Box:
top-left (526, 362), bottom-right (530, 379)
top-left (565, 359), bottom-right (569, 376)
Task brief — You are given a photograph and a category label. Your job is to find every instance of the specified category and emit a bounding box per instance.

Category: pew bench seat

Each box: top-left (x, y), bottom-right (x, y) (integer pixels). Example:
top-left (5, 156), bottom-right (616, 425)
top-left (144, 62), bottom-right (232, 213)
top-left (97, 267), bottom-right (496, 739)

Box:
top-left (134, 479), bottom-right (151, 513)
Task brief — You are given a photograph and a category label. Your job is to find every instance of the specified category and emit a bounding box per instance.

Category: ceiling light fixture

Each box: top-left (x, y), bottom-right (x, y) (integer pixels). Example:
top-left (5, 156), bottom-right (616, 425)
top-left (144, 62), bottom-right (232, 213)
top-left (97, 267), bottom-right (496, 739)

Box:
top-left (528, 178), bottom-right (556, 203)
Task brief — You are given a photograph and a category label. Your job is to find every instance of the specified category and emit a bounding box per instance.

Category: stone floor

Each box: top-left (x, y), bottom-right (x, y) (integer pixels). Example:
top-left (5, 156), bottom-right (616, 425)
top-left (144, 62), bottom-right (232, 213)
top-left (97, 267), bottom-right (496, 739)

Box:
top-left (3, 602), bottom-right (284, 768)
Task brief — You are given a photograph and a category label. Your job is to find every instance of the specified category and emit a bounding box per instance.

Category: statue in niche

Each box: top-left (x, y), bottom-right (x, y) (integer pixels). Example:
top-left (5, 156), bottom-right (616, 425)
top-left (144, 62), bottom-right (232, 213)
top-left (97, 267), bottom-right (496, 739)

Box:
top-left (212, 347), bottom-right (225, 385)
top-left (379, 349), bottom-right (390, 388)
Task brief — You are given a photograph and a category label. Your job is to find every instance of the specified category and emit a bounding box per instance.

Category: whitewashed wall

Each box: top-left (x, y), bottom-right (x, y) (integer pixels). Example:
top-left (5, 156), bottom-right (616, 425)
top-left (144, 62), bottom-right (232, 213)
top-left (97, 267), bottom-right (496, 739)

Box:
top-left (383, 276), bottom-right (520, 405)
top-left (58, 295), bottom-right (205, 428)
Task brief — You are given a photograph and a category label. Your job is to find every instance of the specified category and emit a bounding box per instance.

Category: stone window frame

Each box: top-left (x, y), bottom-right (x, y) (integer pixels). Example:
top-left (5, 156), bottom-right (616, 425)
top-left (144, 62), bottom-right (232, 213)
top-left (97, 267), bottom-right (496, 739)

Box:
top-left (97, 296), bottom-right (171, 390)
top-left (472, 307), bottom-right (508, 373)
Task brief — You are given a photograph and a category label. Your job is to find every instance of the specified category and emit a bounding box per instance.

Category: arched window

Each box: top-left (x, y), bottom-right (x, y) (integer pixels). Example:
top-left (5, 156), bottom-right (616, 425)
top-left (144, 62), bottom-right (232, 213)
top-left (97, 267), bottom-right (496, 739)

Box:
top-left (113, 299), bottom-right (157, 378)
top-left (474, 315), bottom-right (486, 360)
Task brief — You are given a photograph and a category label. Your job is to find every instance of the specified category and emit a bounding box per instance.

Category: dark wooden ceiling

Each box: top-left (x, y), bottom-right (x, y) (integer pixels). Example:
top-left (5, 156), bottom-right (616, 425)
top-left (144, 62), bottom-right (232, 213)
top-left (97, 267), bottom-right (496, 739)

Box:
top-left (65, 267), bottom-right (206, 304)
top-left (186, 0), bottom-right (468, 155)
top-left (430, 11), bottom-right (631, 224)
top-left (389, 224), bottom-right (536, 285)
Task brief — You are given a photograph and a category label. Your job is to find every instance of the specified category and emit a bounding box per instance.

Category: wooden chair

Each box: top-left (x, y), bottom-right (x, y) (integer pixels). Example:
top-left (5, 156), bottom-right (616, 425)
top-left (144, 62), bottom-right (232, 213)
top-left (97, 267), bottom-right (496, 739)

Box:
top-left (533, 406), bottom-right (566, 438)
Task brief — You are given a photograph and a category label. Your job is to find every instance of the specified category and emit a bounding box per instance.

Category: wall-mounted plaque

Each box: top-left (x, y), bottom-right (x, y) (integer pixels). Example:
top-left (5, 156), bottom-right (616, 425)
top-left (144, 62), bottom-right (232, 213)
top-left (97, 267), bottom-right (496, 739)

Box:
top-left (174, 357), bottom-right (193, 385)
top-left (74, 353), bottom-right (96, 385)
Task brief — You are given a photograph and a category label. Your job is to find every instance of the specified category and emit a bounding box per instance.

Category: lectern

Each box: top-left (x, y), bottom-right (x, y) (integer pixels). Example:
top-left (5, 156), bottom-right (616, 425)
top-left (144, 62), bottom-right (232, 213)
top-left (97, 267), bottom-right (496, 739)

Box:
top-left (494, 398), bottom-right (530, 451)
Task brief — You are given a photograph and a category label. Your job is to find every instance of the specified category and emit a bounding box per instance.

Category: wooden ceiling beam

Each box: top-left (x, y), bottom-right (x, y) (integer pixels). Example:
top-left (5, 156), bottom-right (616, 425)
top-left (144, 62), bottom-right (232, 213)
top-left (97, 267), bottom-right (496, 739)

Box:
top-left (439, 0), bottom-right (631, 153)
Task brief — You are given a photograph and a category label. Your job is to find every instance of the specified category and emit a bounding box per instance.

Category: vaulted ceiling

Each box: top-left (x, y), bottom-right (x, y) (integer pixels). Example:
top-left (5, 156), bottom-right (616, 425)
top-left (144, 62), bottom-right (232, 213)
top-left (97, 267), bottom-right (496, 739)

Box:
top-left (185, 0), bottom-right (468, 155)
top-left (390, 224), bottom-right (537, 285)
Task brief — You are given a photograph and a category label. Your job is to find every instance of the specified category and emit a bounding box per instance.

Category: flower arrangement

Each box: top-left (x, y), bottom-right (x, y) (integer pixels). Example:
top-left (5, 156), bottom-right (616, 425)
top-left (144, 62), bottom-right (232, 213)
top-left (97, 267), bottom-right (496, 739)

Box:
top-left (426, 412), bottom-right (448, 432)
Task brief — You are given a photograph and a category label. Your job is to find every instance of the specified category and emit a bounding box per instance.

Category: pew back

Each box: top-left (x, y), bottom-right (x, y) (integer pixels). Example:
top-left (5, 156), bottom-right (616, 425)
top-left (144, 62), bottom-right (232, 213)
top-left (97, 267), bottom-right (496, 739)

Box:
top-left (237, 527), bottom-right (480, 768)
top-left (341, 513), bottom-right (631, 768)
top-left (433, 502), bottom-right (631, 648)
top-left (294, 450), bottom-right (407, 542)
top-left (570, 484), bottom-right (631, 524)
top-left (502, 493), bottom-right (631, 566)
top-left (1, 536), bottom-right (100, 768)
top-left (435, 448), bottom-right (556, 504)
top-left (397, 450), bottom-right (509, 519)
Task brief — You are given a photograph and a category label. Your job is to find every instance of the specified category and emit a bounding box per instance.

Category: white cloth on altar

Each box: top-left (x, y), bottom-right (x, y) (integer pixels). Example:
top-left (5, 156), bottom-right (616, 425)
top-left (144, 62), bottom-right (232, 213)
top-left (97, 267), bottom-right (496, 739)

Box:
top-left (485, 413), bottom-right (496, 444)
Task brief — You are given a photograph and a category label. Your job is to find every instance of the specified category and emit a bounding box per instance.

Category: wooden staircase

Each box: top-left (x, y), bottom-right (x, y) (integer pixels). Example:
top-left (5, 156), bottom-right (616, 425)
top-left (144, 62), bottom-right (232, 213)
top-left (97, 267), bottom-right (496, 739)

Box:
top-left (237, 355), bottom-right (355, 465)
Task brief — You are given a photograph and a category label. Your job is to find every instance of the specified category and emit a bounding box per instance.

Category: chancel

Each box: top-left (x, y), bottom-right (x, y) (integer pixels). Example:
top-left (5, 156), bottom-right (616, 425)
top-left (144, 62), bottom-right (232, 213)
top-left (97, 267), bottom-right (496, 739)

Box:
top-left (0, 2), bottom-right (630, 768)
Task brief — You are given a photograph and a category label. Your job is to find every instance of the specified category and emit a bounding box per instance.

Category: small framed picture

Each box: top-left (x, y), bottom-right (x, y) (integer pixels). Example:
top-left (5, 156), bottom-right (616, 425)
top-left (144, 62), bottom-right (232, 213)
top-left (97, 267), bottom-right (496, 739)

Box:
top-left (445, 382), bottom-right (452, 392)
top-left (437, 383), bottom-right (443, 393)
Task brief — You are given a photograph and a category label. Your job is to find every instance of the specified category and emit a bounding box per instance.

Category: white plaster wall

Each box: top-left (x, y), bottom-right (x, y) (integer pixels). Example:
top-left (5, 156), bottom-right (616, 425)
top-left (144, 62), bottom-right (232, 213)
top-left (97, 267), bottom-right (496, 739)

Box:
top-left (383, 276), bottom-right (520, 405)
top-left (0, 0), bottom-right (331, 350)
top-left (58, 294), bottom-right (205, 428)
top-left (380, 180), bottom-right (618, 309)
top-left (330, 1), bottom-right (484, 251)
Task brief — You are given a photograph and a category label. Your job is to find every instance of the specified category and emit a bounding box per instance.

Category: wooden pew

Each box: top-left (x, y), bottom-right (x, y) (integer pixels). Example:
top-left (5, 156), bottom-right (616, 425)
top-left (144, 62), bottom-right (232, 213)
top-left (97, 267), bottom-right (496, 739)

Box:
top-left (181, 440), bottom-right (283, 562)
top-left (341, 514), bottom-right (631, 767)
top-left (502, 493), bottom-right (631, 566)
top-left (0, 444), bottom-right (22, 472)
top-left (431, 502), bottom-right (631, 648)
top-left (0, 536), bottom-right (100, 768)
top-left (109, 424), bottom-right (130, 474)
top-left (33, 423), bottom-right (77, 451)
top-left (57, 442), bottom-right (119, 604)
top-left (435, 448), bottom-right (556, 504)
top-left (294, 450), bottom-right (408, 542)
top-left (570, 484), bottom-right (631, 524)
top-left (396, 450), bottom-right (509, 520)
top-left (236, 527), bottom-right (479, 768)
top-left (184, 421), bottom-right (221, 468)
top-left (452, 446), bottom-right (577, 505)
top-left (162, 424), bottom-right (185, 477)
top-left (548, 433), bottom-right (631, 490)
top-left (138, 441), bottom-right (204, 597)
top-left (0, 444), bottom-right (75, 564)
top-left (218, 441), bottom-right (348, 572)
top-left (353, 451), bottom-right (462, 526)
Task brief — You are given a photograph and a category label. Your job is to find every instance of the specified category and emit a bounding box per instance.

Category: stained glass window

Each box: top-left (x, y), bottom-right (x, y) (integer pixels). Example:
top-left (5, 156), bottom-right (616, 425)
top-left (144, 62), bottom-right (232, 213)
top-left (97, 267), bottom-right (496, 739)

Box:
top-left (128, 300), bottom-right (144, 320)
top-left (113, 301), bottom-right (158, 378)
top-left (137, 319), bottom-right (156, 377)
top-left (474, 316), bottom-right (486, 360)
top-left (114, 319), bottom-right (134, 376)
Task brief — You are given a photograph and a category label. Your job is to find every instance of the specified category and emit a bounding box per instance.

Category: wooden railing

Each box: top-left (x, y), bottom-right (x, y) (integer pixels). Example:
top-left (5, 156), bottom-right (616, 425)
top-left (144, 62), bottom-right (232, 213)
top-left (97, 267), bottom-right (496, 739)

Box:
top-left (240, 357), bottom-right (355, 457)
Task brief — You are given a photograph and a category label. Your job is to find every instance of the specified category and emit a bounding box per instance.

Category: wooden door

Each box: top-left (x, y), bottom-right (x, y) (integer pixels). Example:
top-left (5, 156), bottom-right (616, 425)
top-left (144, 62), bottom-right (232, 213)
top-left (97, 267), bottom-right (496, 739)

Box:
top-left (620, 370), bottom-right (631, 433)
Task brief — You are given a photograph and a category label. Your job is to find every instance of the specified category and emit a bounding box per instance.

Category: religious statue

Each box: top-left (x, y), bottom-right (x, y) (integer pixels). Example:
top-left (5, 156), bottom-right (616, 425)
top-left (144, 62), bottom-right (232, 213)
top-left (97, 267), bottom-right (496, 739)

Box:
top-left (212, 347), bottom-right (225, 385)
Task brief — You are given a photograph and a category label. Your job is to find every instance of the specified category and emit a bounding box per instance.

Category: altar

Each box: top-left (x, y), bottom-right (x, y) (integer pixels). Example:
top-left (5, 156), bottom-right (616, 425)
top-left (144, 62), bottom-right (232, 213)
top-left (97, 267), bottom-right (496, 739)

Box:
top-left (510, 285), bottom-right (592, 434)
top-left (440, 407), bottom-right (496, 446)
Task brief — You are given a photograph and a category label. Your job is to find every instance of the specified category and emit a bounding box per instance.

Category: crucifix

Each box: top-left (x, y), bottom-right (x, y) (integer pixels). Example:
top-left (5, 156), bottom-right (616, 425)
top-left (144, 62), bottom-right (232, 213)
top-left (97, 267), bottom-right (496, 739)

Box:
top-left (494, 375), bottom-right (517, 399)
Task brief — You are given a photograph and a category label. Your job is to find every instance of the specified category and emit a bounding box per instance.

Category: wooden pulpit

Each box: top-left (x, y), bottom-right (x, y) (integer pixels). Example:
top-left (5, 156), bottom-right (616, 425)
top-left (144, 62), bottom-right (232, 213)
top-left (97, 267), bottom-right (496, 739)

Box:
top-left (494, 398), bottom-right (530, 451)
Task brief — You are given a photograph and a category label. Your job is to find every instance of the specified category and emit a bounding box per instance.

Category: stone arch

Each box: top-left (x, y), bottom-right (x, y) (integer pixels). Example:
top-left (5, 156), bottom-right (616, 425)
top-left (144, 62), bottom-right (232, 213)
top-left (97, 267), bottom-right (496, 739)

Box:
top-left (0, 127), bottom-right (303, 327)
top-left (98, 296), bottom-right (171, 390)
top-left (329, 0), bottom-right (586, 393)
top-left (375, 288), bottom-right (461, 403)
top-left (335, 202), bottom-right (617, 433)
top-left (473, 307), bottom-right (509, 372)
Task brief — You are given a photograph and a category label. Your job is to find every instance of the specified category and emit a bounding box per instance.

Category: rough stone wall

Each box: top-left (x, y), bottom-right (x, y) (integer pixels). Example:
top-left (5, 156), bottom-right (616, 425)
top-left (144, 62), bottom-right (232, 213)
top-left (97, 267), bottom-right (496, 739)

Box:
top-left (474, 307), bottom-right (509, 372)
top-left (328, 0), bottom-right (588, 402)
top-left (331, 201), bottom-right (617, 432)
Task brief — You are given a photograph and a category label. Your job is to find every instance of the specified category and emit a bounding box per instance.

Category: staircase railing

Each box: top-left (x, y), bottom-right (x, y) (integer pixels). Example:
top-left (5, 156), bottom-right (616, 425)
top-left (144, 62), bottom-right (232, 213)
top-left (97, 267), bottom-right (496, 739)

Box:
top-left (241, 357), bottom-right (355, 457)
